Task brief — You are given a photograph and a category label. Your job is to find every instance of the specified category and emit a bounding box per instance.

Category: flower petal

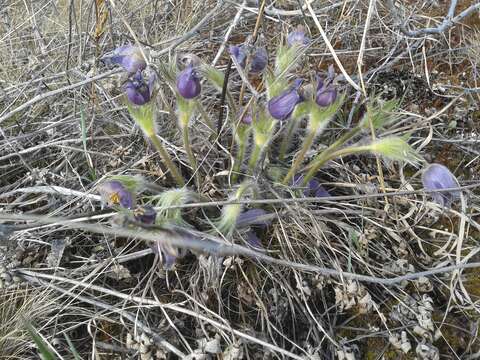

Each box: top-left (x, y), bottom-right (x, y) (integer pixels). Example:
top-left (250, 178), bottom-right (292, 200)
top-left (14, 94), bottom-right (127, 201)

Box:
top-left (422, 163), bottom-right (460, 207)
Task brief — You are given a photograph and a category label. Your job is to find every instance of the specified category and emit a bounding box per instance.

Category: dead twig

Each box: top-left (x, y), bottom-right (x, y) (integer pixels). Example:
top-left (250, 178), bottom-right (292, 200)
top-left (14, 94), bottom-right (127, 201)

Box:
top-left (387, 0), bottom-right (480, 37)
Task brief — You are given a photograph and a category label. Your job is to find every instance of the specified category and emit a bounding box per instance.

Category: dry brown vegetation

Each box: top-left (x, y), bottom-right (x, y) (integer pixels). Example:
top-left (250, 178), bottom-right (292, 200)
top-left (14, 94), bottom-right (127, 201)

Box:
top-left (1, 0), bottom-right (480, 359)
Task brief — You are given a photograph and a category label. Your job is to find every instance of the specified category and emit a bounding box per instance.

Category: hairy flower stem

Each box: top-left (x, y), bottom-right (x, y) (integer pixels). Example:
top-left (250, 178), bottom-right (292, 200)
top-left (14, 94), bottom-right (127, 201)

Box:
top-left (181, 124), bottom-right (200, 189)
top-left (232, 139), bottom-right (248, 182)
top-left (327, 145), bottom-right (371, 159)
top-left (282, 130), bottom-right (316, 185)
top-left (278, 120), bottom-right (299, 162)
top-left (149, 134), bottom-right (185, 187)
top-left (303, 127), bottom-right (361, 184)
top-left (248, 143), bottom-right (262, 175)
top-left (303, 143), bottom-right (369, 185)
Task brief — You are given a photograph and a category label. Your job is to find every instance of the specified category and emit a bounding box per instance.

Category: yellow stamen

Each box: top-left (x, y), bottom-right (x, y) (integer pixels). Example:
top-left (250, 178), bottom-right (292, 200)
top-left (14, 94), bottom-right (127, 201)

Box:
top-left (109, 192), bottom-right (121, 205)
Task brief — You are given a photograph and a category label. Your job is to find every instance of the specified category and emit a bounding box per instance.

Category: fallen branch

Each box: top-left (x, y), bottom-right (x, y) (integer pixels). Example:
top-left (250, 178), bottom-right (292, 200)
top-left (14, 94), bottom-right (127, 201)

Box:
top-left (3, 212), bottom-right (480, 285)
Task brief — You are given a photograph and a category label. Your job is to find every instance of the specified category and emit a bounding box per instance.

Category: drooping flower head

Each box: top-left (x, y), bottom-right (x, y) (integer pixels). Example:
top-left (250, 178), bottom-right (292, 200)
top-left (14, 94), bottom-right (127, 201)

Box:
top-left (292, 174), bottom-right (330, 198)
top-left (176, 64), bottom-right (201, 99)
top-left (124, 70), bottom-right (156, 106)
top-left (104, 45), bottom-right (146, 74)
top-left (316, 64), bottom-right (337, 107)
top-left (421, 163), bottom-right (460, 208)
top-left (287, 26), bottom-right (310, 47)
top-left (268, 79), bottom-right (303, 120)
top-left (134, 205), bottom-right (157, 224)
top-left (229, 44), bottom-right (268, 73)
top-left (98, 180), bottom-right (134, 209)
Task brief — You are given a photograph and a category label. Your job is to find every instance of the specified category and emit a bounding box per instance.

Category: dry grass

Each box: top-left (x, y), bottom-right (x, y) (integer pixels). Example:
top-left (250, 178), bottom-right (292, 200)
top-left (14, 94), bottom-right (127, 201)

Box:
top-left (1, 0), bottom-right (480, 359)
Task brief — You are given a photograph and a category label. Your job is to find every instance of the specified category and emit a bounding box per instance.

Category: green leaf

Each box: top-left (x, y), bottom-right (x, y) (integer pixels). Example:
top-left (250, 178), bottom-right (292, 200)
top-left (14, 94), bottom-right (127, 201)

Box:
top-left (79, 108), bottom-right (96, 180)
top-left (360, 99), bottom-right (399, 130)
top-left (24, 322), bottom-right (57, 360)
top-left (64, 333), bottom-right (82, 360)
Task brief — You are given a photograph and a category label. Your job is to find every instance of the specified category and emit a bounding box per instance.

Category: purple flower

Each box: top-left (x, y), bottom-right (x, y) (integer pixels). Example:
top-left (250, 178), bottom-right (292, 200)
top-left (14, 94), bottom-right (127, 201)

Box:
top-left (124, 70), bottom-right (155, 106)
top-left (134, 205), bottom-right (157, 224)
top-left (268, 79), bottom-right (303, 120)
top-left (229, 45), bottom-right (268, 73)
top-left (98, 180), bottom-right (134, 209)
top-left (176, 65), bottom-right (201, 99)
top-left (316, 65), bottom-right (337, 107)
top-left (287, 27), bottom-right (310, 47)
top-left (105, 45), bottom-right (146, 74)
top-left (229, 45), bottom-right (247, 68)
top-left (236, 209), bottom-right (272, 228)
top-left (422, 163), bottom-right (460, 207)
top-left (292, 175), bottom-right (330, 198)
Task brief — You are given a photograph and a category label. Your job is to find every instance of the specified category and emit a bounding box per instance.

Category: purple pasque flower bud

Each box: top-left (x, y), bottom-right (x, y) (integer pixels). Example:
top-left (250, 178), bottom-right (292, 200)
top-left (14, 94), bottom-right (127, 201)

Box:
top-left (287, 26), bottom-right (310, 47)
top-left (421, 163), bottom-right (460, 208)
top-left (98, 180), bottom-right (134, 209)
top-left (292, 174), bottom-right (330, 198)
top-left (134, 205), bottom-right (157, 224)
top-left (268, 79), bottom-right (303, 120)
top-left (176, 64), bottom-right (201, 99)
top-left (106, 45), bottom-right (146, 74)
top-left (124, 70), bottom-right (155, 106)
top-left (315, 65), bottom-right (337, 107)
top-left (229, 44), bottom-right (267, 73)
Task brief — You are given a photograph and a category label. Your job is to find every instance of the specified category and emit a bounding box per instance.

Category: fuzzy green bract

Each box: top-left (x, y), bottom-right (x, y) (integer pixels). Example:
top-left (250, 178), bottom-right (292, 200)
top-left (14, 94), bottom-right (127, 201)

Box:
top-left (308, 94), bottom-right (344, 134)
top-left (152, 188), bottom-right (197, 226)
top-left (126, 101), bottom-right (156, 137)
top-left (369, 136), bottom-right (423, 165)
top-left (216, 182), bottom-right (253, 236)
